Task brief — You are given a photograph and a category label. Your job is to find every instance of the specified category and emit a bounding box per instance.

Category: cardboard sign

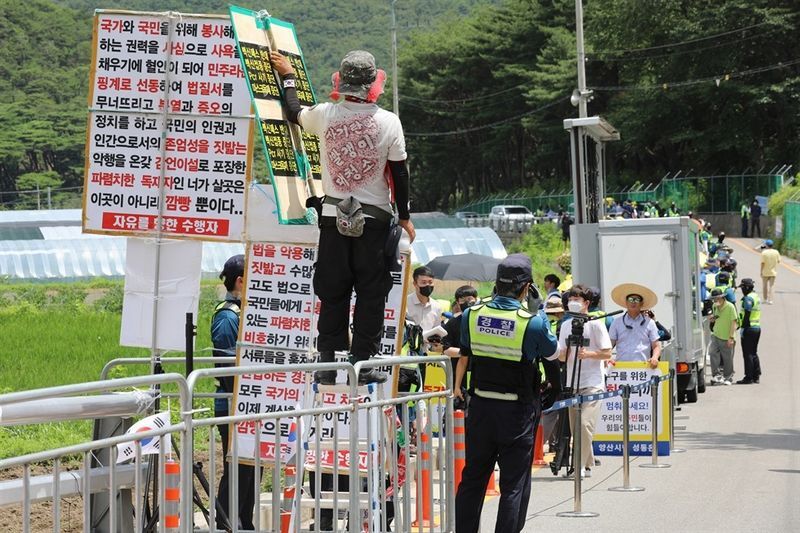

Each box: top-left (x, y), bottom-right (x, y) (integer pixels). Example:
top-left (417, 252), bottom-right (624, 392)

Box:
top-left (84, 12), bottom-right (253, 241)
top-left (593, 361), bottom-right (671, 456)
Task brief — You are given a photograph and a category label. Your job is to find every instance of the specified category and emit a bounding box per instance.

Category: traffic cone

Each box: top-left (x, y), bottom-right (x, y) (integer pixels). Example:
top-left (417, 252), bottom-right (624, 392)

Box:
top-left (485, 469), bottom-right (500, 496)
top-left (412, 432), bottom-right (438, 528)
top-left (163, 459), bottom-right (180, 532)
top-left (280, 465), bottom-right (296, 533)
top-left (453, 410), bottom-right (466, 492)
top-left (533, 425), bottom-right (547, 466)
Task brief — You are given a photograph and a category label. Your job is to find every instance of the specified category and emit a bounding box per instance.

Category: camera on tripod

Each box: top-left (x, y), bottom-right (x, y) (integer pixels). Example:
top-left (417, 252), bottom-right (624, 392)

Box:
top-left (566, 314), bottom-right (591, 349)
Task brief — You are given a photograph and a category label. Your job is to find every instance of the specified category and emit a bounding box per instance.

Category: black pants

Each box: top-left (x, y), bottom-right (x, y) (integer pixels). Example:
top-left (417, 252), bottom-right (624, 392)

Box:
top-left (456, 396), bottom-right (539, 533)
top-left (741, 327), bottom-right (762, 380)
top-left (741, 218), bottom-right (749, 237)
top-left (314, 219), bottom-right (392, 361)
top-left (217, 420), bottom-right (260, 530)
top-left (751, 217), bottom-right (761, 238)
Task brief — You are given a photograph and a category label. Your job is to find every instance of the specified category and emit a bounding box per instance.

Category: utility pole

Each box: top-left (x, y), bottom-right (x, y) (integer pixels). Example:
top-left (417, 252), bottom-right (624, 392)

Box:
top-left (390, 0), bottom-right (399, 116)
top-left (575, 0), bottom-right (588, 118)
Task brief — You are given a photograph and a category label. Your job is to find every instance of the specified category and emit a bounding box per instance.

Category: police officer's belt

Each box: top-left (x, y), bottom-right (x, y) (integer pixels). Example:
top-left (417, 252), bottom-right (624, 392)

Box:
top-left (474, 388), bottom-right (519, 401)
top-left (323, 196), bottom-right (393, 223)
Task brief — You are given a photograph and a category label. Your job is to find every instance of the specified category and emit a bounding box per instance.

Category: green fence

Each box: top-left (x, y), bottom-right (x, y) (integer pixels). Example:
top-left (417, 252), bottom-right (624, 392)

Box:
top-left (455, 174), bottom-right (785, 215)
top-left (785, 201), bottom-right (800, 253)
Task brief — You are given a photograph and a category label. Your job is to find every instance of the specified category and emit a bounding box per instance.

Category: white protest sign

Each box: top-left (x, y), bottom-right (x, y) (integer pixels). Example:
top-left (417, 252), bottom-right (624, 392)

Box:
top-left (232, 370), bottom-right (305, 464)
top-left (120, 237), bottom-right (201, 351)
top-left (84, 12), bottom-right (253, 241)
top-left (593, 361), bottom-right (671, 456)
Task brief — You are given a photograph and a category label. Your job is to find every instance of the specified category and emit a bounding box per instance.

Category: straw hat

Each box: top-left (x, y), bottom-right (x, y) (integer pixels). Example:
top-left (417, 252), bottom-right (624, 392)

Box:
top-left (611, 283), bottom-right (658, 309)
top-left (544, 295), bottom-right (564, 314)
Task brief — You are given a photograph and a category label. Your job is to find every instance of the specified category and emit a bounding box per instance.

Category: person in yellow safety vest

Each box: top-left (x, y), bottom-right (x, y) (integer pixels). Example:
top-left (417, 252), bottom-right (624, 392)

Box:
top-left (454, 254), bottom-right (558, 533)
top-left (736, 278), bottom-right (762, 384)
top-left (667, 202), bottom-right (680, 217)
top-left (740, 202), bottom-right (751, 237)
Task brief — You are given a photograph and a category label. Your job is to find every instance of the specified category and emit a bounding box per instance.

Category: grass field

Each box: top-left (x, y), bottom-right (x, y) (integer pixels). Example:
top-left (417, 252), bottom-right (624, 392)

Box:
top-left (0, 280), bottom-right (221, 457)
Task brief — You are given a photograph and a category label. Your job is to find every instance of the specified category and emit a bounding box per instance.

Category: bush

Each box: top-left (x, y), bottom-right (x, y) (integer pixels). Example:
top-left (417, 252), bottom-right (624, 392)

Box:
top-left (507, 222), bottom-right (568, 283)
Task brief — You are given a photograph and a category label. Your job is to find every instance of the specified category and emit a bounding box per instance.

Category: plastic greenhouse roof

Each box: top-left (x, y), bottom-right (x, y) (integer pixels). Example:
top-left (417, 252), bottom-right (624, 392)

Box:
top-left (0, 210), bottom-right (506, 280)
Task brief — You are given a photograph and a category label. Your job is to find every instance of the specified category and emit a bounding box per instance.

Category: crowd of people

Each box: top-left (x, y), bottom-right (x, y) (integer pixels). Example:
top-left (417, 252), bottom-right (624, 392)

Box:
top-left (200, 49), bottom-right (788, 532)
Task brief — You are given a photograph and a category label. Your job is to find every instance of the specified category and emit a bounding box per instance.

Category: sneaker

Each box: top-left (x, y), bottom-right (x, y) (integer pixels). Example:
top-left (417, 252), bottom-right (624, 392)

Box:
top-left (357, 368), bottom-right (388, 385)
top-left (723, 379), bottom-right (732, 386)
top-left (736, 378), bottom-right (754, 385)
top-left (711, 375), bottom-right (723, 385)
top-left (583, 467), bottom-right (592, 478)
top-left (314, 370), bottom-right (337, 385)
top-left (594, 459), bottom-right (601, 466)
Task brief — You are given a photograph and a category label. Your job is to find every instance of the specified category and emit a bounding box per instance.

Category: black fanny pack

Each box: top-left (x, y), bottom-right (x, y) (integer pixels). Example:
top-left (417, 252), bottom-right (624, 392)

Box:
top-left (324, 196), bottom-right (402, 271)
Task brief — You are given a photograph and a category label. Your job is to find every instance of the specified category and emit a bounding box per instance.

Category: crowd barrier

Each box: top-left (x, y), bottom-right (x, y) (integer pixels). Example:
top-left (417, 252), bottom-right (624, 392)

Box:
top-left (0, 356), bottom-right (455, 533)
top-left (541, 372), bottom-right (674, 518)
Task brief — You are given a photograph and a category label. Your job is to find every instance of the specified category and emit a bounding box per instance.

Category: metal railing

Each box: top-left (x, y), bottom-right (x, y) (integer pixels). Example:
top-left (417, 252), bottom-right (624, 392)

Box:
top-left (0, 356), bottom-right (456, 533)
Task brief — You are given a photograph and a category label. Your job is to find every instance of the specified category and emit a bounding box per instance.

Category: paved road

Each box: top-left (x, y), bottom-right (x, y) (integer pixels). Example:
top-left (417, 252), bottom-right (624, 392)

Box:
top-left (478, 237), bottom-right (800, 532)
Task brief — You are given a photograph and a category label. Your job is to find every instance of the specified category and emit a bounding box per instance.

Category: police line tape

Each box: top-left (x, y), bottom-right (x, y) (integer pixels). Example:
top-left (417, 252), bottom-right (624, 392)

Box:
top-left (543, 373), bottom-right (671, 414)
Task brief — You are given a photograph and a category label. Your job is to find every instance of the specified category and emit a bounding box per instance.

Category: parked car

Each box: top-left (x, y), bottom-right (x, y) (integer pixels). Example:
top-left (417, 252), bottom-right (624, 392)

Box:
top-left (455, 211), bottom-right (480, 220)
top-left (488, 205), bottom-right (535, 222)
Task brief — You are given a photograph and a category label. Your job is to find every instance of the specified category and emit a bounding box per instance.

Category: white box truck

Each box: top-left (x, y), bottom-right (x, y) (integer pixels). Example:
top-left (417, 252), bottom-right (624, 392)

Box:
top-left (572, 217), bottom-right (706, 403)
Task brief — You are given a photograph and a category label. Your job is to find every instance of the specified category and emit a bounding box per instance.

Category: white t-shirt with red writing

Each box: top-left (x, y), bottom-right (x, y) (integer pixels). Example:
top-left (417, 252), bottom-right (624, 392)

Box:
top-left (299, 101), bottom-right (406, 217)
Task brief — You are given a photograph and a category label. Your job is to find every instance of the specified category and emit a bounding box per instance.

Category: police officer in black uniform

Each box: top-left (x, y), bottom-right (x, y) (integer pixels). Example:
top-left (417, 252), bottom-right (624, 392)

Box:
top-left (454, 254), bottom-right (558, 533)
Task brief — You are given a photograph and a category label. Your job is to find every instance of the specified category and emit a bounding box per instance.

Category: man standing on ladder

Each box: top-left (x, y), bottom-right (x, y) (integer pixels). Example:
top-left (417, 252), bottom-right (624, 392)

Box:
top-left (454, 254), bottom-right (558, 532)
top-left (271, 49), bottom-right (414, 385)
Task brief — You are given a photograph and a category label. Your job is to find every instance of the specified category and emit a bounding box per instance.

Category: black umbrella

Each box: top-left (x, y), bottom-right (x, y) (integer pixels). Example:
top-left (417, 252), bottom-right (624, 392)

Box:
top-left (425, 253), bottom-right (502, 282)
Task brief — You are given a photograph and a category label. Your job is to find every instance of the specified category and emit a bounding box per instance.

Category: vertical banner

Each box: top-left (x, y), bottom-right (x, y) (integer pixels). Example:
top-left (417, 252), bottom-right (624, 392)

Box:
top-left (232, 245), bottom-right (410, 462)
top-left (593, 361), bottom-right (671, 456)
top-left (228, 6), bottom-right (323, 225)
top-left (84, 12), bottom-right (253, 241)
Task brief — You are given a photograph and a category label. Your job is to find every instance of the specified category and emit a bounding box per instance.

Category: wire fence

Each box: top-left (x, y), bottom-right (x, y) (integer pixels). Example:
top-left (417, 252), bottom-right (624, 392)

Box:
top-left (456, 167), bottom-right (790, 216)
top-left (0, 186), bottom-right (83, 211)
top-left (784, 201), bottom-right (800, 253)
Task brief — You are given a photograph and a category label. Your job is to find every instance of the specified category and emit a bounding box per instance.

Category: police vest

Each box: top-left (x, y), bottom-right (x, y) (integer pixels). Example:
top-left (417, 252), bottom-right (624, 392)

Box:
top-left (214, 300), bottom-right (241, 316)
top-left (739, 293), bottom-right (761, 328)
top-left (741, 205), bottom-right (750, 219)
top-left (468, 304), bottom-right (532, 362)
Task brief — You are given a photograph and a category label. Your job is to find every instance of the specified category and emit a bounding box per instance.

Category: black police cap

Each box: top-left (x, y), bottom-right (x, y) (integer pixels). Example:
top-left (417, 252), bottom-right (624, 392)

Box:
top-left (220, 254), bottom-right (245, 281)
top-left (496, 253), bottom-right (532, 284)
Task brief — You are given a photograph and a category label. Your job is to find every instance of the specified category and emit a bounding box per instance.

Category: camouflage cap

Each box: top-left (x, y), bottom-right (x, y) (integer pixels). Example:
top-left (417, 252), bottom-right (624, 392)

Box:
top-left (338, 50), bottom-right (377, 100)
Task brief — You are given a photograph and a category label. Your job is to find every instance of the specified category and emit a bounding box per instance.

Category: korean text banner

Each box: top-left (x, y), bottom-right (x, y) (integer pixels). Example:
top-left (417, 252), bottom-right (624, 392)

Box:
top-left (83, 12), bottom-right (253, 241)
top-left (593, 361), bottom-right (671, 456)
top-left (229, 6), bottom-right (323, 225)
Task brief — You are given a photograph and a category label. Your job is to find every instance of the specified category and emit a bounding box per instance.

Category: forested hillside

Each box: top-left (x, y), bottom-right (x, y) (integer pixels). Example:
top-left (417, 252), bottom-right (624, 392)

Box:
top-left (1, 0), bottom-right (798, 212)
top-left (400, 0), bottom-right (799, 210)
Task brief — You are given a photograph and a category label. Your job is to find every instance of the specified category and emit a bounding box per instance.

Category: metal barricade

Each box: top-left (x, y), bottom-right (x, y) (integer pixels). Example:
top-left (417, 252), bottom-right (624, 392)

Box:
top-left (0, 373), bottom-right (191, 533)
top-left (184, 356), bottom-right (455, 532)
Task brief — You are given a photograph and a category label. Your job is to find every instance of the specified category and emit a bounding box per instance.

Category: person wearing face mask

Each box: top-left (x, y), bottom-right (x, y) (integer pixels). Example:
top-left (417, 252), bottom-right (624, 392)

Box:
top-left (557, 284), bottom-right (613, 479)
top-left (406, 266), bottom-right (444, 353)
top-left (454, 254), bottom-right (558, 533)
top-left (608, 283), bottom-right (662, 368)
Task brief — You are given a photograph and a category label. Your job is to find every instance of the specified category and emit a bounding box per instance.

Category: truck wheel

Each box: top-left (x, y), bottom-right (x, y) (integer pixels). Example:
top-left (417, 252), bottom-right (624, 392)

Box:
top-left (697, 365), bottom-right (706, 393)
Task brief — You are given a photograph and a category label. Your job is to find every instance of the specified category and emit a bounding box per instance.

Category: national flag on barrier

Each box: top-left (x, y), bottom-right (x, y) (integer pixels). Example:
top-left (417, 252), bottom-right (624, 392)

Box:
top-left (116, 412), bottom-right (172, 463)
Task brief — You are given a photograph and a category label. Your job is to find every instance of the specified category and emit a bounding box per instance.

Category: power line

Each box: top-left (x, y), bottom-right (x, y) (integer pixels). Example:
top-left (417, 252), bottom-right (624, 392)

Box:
top-left (591, 21), bottom-right (773, 56)
top-left (399, 82), bottom-right (528, 104)
top-left (405, 96), bottom-right (570, 137)
top-left (589, 57), bottom-right (800, 91)
top-left (588, 27), bottom-right (786, 62)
